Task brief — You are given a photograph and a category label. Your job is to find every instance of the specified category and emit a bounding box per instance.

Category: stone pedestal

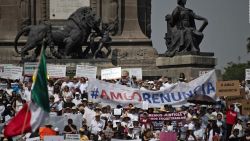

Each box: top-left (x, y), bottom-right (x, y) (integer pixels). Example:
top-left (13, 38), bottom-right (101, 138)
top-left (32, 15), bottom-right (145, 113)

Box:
top-left (155, 52), bottom-right (217, 81)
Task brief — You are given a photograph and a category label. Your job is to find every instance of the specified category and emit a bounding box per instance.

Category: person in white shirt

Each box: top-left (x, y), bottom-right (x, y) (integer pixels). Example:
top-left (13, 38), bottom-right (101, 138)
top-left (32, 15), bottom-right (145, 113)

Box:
top-left (90, 113), bottom-right (105, 135)
top-left (127, 107), bottom-right (138, 122)
top-left (47, 80), bottom-right (54, 96)
top-left (194, 122), bottom-right (204, 141)
top-left (72, 92), bottom-right (82, 106)
top-left (212, 105), bottom-right (223, 119)
top-left (79, 77), bottom-right (88, 94)
top-left (72, 78), bottom-right (80, 89)
top-left (62, 86), bottom-right (73, 100)
top-left (22, 83), bottom-right (32, 102)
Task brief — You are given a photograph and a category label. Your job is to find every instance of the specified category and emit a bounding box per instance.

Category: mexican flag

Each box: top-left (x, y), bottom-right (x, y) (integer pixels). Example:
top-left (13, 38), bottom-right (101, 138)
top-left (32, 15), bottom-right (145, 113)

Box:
top-left (4, 49), bottom-right (50, 137)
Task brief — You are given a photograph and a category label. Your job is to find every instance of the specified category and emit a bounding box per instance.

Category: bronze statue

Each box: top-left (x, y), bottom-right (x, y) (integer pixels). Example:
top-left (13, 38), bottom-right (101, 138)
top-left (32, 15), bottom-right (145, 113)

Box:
top-left (93, 21), bottom-right (117, 59)
top-left (14, 7), bottom-right (101, 61)
top-left (164, 0), bottom-right (208, 57)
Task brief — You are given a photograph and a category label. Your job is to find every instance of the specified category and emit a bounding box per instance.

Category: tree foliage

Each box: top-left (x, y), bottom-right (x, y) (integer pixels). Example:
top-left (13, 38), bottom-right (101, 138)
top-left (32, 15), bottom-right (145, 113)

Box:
top-left (222, 62), bottom-right (250, 81)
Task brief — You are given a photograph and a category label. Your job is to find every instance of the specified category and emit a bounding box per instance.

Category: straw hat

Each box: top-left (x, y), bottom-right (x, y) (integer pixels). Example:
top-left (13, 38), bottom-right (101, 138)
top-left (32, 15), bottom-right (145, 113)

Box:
top-left (95, 112), bottom-right (101, 117)
top-left (159, 106), bottom-right (168, 112)
top-left (192, 115), bottom-right (199, 120)
top-left (208, 115), bottom-right (216, 121)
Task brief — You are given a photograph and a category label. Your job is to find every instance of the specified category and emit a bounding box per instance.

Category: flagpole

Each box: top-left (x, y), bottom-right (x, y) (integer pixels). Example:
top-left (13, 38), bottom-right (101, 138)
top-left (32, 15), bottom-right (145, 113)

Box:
top-left (21, 40), bottom-right (46, 135)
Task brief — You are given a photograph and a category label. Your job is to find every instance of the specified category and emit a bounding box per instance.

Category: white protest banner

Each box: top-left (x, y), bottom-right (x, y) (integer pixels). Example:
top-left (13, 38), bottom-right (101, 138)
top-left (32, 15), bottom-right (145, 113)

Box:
top-left (24, 62), bottom-right (38, 76)
top-left (122, 68), bottom-right (142, 80)
top-left (47, 64), bottom-right (66, 78)
top-left (65, 134), bottom-right (80, 141)
top-left (88, 70), bottom-right (217, 108)
top-left (76, 64), bottom-right (97, 79)
top-left (142, 101), bottom-right (149, 110)
top-left (44, 136), bottom-right (64, 141)
top-left (101, 67), bottom-right (121, 80)
top-left (0, 64), bottom-right (12, 75)
top-left (0, 65), bottom-right (23, 80)
top-left (246, 69), bottom-right (250, 80)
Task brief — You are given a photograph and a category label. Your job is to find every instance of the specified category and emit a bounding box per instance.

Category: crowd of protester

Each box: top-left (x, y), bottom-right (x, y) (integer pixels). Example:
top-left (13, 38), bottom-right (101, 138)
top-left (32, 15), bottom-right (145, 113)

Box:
top-left (0, 70), bottom-right (249, 141)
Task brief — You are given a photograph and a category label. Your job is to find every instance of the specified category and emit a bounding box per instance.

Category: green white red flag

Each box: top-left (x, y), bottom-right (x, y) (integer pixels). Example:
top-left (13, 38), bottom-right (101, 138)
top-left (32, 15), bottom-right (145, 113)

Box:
top-left (4, 49), bottom-right (50, 137)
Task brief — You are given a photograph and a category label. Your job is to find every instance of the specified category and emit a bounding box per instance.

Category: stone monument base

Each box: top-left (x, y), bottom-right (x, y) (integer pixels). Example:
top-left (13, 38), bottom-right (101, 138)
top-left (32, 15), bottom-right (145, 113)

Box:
top-left (155, 52), bottom-right (217, 81)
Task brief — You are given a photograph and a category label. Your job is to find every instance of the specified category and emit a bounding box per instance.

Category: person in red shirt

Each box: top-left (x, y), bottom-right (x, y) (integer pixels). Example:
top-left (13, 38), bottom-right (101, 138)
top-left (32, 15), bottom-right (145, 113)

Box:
top-left (140, 112), bottom-right (153, 132)
top-left (226, 104), bottom-right (237, 140)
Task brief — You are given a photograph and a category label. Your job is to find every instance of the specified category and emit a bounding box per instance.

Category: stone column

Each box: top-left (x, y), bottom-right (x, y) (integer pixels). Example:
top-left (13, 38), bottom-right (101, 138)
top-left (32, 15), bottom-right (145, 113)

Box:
top-left (119, 0), bottom-right (148, 39)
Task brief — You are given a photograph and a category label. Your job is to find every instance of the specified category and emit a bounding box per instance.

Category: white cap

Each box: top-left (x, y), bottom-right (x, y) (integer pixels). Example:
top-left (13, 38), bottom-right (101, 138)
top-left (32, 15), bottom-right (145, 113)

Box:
top-left (54, 127), bottom-right (59, 131)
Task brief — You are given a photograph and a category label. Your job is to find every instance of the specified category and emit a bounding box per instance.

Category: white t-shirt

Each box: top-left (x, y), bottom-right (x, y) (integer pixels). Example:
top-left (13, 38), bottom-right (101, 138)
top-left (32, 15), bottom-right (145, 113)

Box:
top-left (22, 89), bottom-right (31, 102)
top-left (80, 83), bottom-right (88, 93)
top-left (194, 128), bottom-right (204, 140)
top-left (90, 119), bottom-right (105, 135)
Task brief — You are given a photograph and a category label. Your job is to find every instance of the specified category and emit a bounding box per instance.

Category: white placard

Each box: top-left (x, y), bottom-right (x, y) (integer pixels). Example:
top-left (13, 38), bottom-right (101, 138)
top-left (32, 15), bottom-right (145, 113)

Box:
top-left (49, 0), bottom-right (90, 19)
top-left (65, 134), bottom-right (80, 141)
top-left (101, 67), bottom-right (121, 80)
top-left (246, 69), bottom-right (250, 80)
top-left (122, 68), bottom-right (142, 80)
top-left (24, 62), bottom-right (38, 76)
top-left (47, 64), bottom-right (66, 78)
top-left (44, 136), bottom-right (64, 141)
top-left (113, 108), bottom-right (122, 116)
top-left (76, 64), bottom-right (97, 79)
top-left (26, 137), bottom-right (40, 141)
top-left (0, 65), bottom-right (23, 80)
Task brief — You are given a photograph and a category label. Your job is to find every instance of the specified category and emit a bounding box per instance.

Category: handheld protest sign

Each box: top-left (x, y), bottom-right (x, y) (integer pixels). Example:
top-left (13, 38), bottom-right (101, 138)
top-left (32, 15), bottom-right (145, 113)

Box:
top-left (216, 80), bottom-right (240, 97)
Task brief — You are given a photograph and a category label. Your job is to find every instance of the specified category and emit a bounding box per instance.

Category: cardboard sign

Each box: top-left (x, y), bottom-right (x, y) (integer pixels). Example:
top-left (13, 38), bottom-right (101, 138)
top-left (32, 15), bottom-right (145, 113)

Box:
top-left (47, 64), bottom-right (66, 78)
top-left (101, 67), bottom-right (121, 80)
top-left (160, 132), bottom-right (177, 141)
top-left (75, 64), bottom-right (97, 79)
top-left (216, 80), bottom-right (240, 97)
top-left (242, 100), bottom-right (250, 115)
top-left (246, 69), bottom-right (250, 80)
top-left (226, 96), bottom-right (245, 106)
top-left (24, 62), bottom-right (38, 76)
top-left (139, 112), bottom-right (186, 130)
top-left (65, 134), bottom-right (80, 140)
top-left (44, 136), bottom-right (64, 141)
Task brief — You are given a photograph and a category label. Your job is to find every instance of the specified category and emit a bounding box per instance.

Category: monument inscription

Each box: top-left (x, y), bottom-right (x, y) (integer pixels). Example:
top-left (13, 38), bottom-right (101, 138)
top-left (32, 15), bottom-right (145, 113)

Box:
top-left (49, 0), bottom-right (90, 19)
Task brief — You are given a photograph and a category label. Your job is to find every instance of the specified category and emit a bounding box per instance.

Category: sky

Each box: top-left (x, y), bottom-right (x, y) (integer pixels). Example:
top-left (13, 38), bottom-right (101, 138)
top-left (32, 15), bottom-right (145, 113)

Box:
top-left (151, 0), bottom-right (250, 70)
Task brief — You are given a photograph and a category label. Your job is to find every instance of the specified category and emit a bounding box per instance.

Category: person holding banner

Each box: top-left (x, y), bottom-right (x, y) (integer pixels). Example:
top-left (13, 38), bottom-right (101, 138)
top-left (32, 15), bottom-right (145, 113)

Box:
top-left (117, 70), bottom-right (137, 88)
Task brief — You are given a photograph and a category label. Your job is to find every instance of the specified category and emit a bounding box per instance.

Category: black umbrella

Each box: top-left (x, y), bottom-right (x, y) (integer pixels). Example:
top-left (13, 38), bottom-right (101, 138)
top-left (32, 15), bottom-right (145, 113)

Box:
top-left (187, 94), bottom-right (216, 105)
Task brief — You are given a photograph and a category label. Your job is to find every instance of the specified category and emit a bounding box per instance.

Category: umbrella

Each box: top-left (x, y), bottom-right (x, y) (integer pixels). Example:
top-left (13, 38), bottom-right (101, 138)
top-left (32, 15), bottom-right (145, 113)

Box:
top-left (187, 94), bottom-right (216, 105)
